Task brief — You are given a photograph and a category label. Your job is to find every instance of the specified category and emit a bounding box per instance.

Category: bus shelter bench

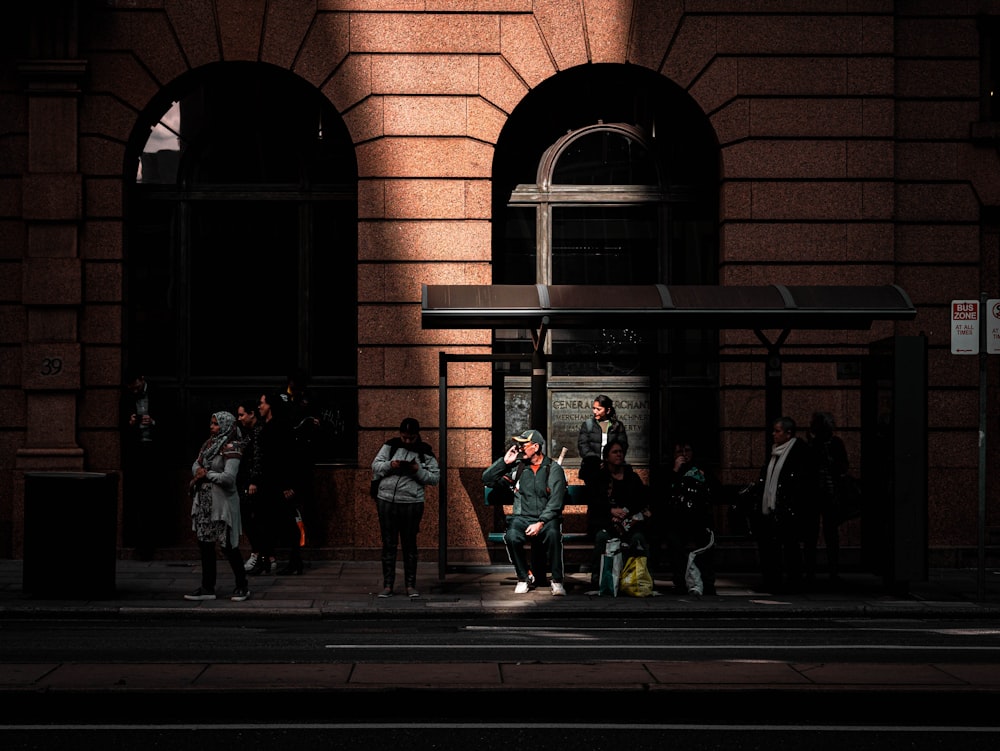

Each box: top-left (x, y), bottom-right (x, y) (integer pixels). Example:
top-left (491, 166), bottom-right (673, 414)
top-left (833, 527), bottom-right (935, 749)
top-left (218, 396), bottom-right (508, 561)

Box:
top-left (483, 484), bottom-right (589, 545)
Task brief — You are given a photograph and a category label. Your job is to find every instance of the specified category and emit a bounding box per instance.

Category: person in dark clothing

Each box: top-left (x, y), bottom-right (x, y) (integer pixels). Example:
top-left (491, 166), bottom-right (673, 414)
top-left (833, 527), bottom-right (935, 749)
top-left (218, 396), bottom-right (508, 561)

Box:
top-left (249, 391), bottom-right (303, 576)
top-left (805, 411), bottom-right (850, 584)
top-left (584, 439), bottom-right (651, 589)
top-left (748, 416), bottom-right (821, 593)
top-left (483, 429), bottom-right (568, 596)
top-left (663, 440), bottom-right (718, 596)
top-left (577, 394), bottom-right (628, 485)
top-left (235, 396), bottom-right (263, 573)
top-left (120, 371), bottom-right (169, 560)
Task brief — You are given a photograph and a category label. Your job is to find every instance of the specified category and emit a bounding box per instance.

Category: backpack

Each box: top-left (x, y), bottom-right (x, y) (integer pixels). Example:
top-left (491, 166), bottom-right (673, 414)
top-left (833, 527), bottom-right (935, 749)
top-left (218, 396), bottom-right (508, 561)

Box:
top-left (489, 456), bottom-right (553, 506)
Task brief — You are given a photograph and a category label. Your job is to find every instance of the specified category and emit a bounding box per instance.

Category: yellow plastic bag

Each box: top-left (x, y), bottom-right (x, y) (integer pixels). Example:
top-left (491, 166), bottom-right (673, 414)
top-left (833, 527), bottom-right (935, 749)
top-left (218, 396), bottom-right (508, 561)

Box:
top-left (619, 554), bottom-right (654, 597)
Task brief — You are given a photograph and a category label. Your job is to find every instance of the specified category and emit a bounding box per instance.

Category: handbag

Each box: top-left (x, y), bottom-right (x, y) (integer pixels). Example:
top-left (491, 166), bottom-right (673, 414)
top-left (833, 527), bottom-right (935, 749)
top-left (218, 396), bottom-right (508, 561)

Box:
top-left (684, 529), bottom-right (715, 596)
top-left (619, 554), bottom-right (654, 597)
top-left (598, 538), bottom-right (623, 597)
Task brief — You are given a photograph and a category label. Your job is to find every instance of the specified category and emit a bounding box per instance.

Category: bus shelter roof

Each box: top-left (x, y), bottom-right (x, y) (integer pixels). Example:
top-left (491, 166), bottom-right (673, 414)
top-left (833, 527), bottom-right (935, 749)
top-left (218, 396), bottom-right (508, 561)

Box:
top-left (421, 284), bottom-right (916, 331)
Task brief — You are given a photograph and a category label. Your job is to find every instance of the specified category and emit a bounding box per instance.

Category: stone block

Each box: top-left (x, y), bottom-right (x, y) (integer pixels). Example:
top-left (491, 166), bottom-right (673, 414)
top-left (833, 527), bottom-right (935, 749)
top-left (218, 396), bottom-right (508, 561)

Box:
top-left (325, 54), bottom-right (372, 113)
top-left (23, 258), bottom-right (80, 305)
top-left (165, 0), bottom-right (221, 66)
top-left (534, 0), bottom-right (588, 71)
top-left (28, 97), bottom-right (77, 172)
top-left (84, 178), bottom-right (122, 218)
top-left (478, 56), bottom-right (527, 115)
top-left (895, 225), bottom-right (979, 263)
top-left (21, 174), bottom-right (82, 221)
top-left (359, 219), bottom-right (490, 262)
top-left (356, 137), bottom-right (492, 178)
top-left (343, 96), bottom-right (384, 143)
top-left (26, 393), bottom-right (78, 446)
top-left (80, 305), bottom-right (122, 345)
top-left (28, 224), bottom-right (76, 258)
top-left (0, 220), bottom-right (27, 260)
top-left (896, 59), bottom-right (978, 98)
top-left (383, 179), bottom-right (469, 219)
top-left (750, 182), bottom-right (862, 221)
top-left (467, 97), bottom-right (507, 143)
top-left (896, 16), bottom-right (976, 57)
top-left (87, 52), bottom-right (159, 112)
top-left (80, 221), bottom-right (122, 260)
top-left (372, 54), bottom-right (478, 96)
top-left (689, 57), bottom-right (737, 119)
top-left (350, 12), bottom-right (498, 54)
top-left (294, 12), bottom-right (350, 89)
top-left (723, 140), bottom-right (847, 179)
top-left (27, 309), bottom-right (76, 341)
top-left (384, 95), bottom-right (466, 136)
top-left (500, 15), bottom-right (556, 88)
top-left (0, 345), bottom-right (19, 385)
top-left (848, 140), bottom-right (894, 179)
top-left (627, 0), bottom-right (682, 70)
top-left (260, 0), bottom-right (314, 69)
top-left (84, 262), bottom-right (122, 303)
top-left (750, 98), bottom-right (863, 137)
top-left (583, 0), bottom-right (632, 62)
top-left (895, 183), bottom-right (978, 223)
top-left (82, 345), bottom-right (121, 388)
top-left (22, 343), bottom-right (80, 390)
top-left (738, 58), bottom-right (845, 96)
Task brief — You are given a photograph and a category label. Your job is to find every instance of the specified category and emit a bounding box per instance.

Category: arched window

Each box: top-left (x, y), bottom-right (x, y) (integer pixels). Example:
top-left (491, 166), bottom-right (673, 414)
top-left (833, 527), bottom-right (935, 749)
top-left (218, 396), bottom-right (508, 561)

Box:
top-left (125, 63), bottom-right (358, 461)
top-left (492, 65), bottom-right (720, 466)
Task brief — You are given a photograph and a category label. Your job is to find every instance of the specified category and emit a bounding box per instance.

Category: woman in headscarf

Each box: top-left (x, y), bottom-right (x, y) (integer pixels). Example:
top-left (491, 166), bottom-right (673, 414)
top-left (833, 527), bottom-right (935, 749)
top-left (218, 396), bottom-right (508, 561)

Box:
top-left (184, 410), bottom-right (250, 602)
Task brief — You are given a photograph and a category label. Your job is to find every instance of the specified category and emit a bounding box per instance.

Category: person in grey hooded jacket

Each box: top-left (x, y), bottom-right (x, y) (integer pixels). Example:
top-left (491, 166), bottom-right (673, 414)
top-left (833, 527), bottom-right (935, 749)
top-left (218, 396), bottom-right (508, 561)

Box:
top-left (371, 417), bottom-right (440, 598)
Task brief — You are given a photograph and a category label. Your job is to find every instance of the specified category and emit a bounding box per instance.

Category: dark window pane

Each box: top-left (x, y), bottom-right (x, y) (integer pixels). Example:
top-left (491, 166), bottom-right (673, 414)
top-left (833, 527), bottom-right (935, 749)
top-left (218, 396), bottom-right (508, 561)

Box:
top-left (126, 199), bottom-right (178, 375)
top-left (189, 201), bottom-right (298, 375)
top-left (499, 207), bottom-right (537, 284)
top-left (552, 205), bottom-right (659, 284)
top-left (552, 131), bottom-right (657, 185)
top-left (311, 199), bottom-right (358, 377)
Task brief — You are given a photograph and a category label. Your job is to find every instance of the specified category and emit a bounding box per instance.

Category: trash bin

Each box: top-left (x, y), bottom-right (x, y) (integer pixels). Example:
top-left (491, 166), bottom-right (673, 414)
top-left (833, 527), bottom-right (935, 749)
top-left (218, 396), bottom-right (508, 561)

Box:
top-left (23, 471), bottom-right (119, 598)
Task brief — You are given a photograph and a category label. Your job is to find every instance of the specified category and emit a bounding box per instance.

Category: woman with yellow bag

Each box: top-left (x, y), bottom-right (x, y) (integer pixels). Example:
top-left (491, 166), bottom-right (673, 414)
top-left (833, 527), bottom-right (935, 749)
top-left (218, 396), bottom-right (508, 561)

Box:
top-left (584, 440), bottom-right (653, 594)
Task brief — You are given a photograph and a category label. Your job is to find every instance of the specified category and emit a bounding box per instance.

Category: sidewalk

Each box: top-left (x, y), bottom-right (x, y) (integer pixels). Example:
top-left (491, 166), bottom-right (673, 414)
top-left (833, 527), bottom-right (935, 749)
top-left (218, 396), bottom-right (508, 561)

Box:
top-left (1, 559), bottom-right (998, 696)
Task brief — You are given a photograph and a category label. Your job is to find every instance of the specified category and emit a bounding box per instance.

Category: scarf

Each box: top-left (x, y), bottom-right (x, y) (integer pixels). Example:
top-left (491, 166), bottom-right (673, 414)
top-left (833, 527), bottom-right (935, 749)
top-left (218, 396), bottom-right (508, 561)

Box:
top-left (198, 410), bottom-right (237, 467)
top-left (762, 437), bottom-right (796, 514)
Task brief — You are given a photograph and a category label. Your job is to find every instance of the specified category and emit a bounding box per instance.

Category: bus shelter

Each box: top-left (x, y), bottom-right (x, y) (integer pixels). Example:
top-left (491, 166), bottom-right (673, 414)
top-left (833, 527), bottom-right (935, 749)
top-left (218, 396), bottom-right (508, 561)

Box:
top-left (421, 284), bottom-right (920, 585)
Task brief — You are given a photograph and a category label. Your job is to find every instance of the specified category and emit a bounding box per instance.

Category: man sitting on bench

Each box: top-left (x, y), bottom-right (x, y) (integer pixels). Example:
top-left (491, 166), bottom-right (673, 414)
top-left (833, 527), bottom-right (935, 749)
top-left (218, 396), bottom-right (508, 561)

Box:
top-left (483, 429), bottom-right (568, 596)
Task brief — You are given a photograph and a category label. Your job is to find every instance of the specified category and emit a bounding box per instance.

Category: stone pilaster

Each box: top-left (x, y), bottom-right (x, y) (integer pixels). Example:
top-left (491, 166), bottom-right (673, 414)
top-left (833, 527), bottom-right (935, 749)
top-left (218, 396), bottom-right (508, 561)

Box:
top-left (13, 58), bottom-right (88, 557)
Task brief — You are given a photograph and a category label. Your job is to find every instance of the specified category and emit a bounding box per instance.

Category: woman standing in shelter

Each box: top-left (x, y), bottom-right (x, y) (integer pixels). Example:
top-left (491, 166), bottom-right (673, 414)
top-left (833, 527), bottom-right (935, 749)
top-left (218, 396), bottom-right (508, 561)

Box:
top-left (577, 394), bottom-right (628, 484)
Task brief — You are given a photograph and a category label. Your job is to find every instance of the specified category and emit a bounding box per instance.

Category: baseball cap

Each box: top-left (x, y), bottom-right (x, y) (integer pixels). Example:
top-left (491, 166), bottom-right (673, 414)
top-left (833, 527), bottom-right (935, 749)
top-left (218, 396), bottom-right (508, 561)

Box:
top-left (511, 429), bottom-right (545, 451)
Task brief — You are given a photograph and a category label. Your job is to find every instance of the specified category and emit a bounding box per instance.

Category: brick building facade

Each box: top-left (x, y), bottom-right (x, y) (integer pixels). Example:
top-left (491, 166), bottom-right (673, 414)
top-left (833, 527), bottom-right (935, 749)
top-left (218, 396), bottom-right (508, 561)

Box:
top-left (1, 1), bottom-right (997, 574)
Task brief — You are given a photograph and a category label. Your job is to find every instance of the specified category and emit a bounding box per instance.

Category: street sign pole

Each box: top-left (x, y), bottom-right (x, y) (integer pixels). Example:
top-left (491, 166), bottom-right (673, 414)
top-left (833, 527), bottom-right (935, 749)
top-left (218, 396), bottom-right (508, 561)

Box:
top-left (978, 293), bottom-right (988, 602)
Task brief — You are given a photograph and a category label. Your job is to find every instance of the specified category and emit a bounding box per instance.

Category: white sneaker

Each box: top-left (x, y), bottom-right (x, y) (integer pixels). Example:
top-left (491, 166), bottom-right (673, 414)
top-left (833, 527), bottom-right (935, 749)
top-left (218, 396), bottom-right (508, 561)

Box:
top-left (551, 582), bottom-right (566, 596)
top-left (243, 553), bottom-right (258, 572)
top-left (514, 581), bottom-right (530, 594)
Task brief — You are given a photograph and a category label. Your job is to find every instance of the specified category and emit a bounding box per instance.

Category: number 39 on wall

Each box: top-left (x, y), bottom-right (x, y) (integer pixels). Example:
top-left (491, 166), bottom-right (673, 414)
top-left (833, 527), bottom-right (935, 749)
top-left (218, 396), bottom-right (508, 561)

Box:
top-left (40, 358), bottom-right (63, 376)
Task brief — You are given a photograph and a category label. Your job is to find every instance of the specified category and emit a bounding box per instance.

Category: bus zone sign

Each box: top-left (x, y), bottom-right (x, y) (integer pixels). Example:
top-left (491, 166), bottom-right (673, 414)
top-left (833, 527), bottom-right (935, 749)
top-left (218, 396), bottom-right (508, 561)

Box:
top-left (952, 298), bottom-right (1000, 354)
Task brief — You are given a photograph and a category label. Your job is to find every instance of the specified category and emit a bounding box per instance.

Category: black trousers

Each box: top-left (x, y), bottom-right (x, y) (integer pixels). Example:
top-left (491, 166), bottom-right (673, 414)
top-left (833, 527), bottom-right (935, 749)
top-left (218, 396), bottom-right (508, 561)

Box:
top-left (376, 499), bottom-right (424, 589)
top-left (754, 513), bottom-right (804, 591)
top-left (198, 539), bottom-right (248, 593)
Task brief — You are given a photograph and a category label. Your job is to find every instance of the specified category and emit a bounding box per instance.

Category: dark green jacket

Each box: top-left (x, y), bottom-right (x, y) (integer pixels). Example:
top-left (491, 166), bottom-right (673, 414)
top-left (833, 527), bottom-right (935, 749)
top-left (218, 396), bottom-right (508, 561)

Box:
top-left (483, 455), bottom-right (567, 523)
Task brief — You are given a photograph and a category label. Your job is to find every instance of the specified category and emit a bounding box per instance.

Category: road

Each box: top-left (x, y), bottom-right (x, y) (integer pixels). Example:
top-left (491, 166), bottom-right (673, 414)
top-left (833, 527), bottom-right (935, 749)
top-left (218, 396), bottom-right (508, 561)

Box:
top-left (1, 613), bottom-right (998, 749)
top-left (2, 614), bottom-right (998, 664)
